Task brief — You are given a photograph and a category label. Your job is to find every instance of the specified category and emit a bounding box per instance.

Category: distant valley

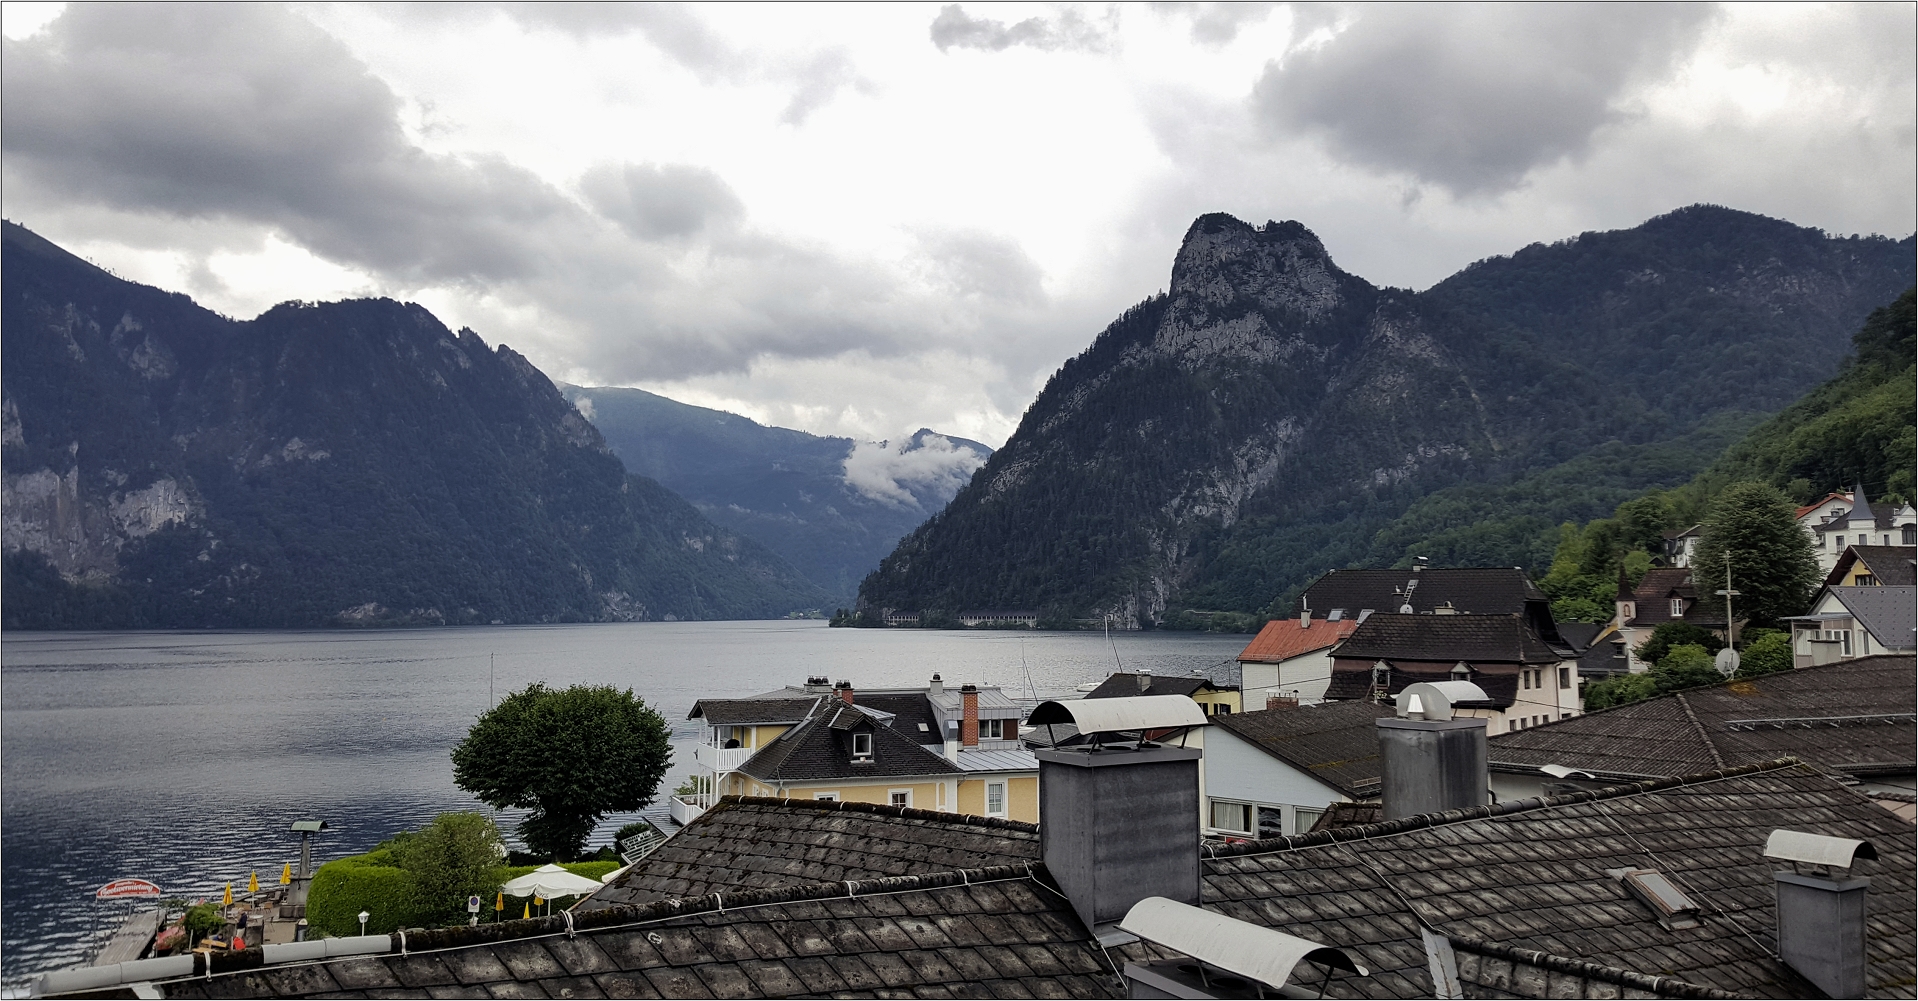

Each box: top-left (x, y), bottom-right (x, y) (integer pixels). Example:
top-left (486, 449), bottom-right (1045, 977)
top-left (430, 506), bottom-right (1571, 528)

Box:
top-left (559, 384), bottom-right (989, 605)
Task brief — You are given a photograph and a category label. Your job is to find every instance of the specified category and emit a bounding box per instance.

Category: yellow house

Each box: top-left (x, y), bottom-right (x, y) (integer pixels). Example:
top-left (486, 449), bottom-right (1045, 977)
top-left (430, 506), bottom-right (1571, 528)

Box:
top-left (1083, 671), bottom-right (1242, 716)
top-left (680, 676), bottom-right (1039, 824)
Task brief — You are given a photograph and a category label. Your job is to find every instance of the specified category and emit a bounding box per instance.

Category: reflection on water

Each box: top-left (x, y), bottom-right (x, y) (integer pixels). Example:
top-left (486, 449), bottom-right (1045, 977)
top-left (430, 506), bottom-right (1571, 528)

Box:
top-left (0, 621), bottom-right (1245, 987)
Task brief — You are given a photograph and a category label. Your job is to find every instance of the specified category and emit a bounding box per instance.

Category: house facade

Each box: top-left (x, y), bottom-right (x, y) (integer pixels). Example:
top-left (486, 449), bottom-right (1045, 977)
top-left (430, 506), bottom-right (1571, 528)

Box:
top-left (1611, 567), bottom-right (1730, 671)
top-left (1199, 700), bottom-right (1390, 840)
top-left (684, 675), bottom-right (1038, 823)
top-left (1325, 612), bottom-right (1582, 734)
top-left (1806, 484), bottom-right (1918, 573)
top-left (1824, 544), bottom-right (1917, 587)
top-left (1784, 585), bottom-right (1918, 667)
top-left (1236, 611), bottom-right (1361, 706)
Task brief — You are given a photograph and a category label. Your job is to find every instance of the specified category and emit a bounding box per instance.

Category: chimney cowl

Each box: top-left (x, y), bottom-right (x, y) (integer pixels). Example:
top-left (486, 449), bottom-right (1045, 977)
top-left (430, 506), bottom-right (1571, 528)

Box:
top-left (928, 673), bottom-right (943, 696)
top-left (1136, 670), bottom-right (1152, 694)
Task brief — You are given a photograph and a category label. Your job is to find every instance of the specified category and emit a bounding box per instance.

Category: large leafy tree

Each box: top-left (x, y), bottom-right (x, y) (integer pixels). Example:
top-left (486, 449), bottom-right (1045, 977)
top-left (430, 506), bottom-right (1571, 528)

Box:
top-left (451, 684), bottom-right (671, 861)
top-left (392, 812), bottom-right (505, 926)
top-left (1690, 482), bottom-right (1821, 631)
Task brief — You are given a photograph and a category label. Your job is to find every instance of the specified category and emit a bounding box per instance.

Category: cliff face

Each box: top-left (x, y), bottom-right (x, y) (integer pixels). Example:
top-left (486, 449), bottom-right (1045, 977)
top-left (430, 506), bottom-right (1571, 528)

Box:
top-left (1, 221), bottom-right (828, 628)
top-left (859, 207), bottom-right (1915, 624)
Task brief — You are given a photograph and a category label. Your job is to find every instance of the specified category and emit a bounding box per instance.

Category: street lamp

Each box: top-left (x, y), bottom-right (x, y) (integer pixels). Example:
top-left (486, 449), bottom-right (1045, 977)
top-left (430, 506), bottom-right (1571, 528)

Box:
top-left (357, 910), bottom-right (369, 936)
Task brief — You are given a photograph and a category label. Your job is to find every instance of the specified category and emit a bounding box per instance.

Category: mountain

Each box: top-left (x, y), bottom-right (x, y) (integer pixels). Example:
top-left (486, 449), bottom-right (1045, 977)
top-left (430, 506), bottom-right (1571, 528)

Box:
top-left (858, 206), bottom-right (1914, 627)
top-left (0, 221), bottom-right (829, 628)
top-left (559, 384), bottom-right (990, 605)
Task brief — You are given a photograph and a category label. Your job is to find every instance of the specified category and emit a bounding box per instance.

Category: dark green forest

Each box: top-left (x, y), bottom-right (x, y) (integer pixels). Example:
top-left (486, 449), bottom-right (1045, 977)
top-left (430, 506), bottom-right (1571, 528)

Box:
top-left (857, 206), bottom-right (1914, 627)
top-left (1, 221), bottom-right (828, 629)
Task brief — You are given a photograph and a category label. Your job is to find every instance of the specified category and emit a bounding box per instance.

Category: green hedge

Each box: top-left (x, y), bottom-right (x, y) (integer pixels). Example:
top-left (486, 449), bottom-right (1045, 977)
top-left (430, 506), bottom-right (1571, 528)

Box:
top-left (310, 855), bottom-right (621, 934)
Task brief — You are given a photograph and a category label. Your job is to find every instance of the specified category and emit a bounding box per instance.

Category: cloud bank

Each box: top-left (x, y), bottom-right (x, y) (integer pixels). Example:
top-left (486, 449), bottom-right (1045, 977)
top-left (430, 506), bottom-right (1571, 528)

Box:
top-left (842, 432), bottom-right (989, 508)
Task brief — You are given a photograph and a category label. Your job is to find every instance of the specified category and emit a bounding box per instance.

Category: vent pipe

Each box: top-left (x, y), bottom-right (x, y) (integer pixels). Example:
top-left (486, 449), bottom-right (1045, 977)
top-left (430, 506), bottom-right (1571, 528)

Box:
top-left (1136, 670), bottom-right (1151, 694)
top-left (1377, 682), bottom-right (1489, 820)
top-left (1300, 609), bottom-right (1311, 628)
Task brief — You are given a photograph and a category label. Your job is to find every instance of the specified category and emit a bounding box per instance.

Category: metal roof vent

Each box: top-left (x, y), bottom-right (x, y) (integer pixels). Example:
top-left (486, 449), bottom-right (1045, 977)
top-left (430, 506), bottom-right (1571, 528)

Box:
top-left (1607, 868), bottom-right (1702, 930)
top-left (1394, 681), bottom-right (1488, 721)
top-left (1765, 830), bottom-right (1878, 872)
top-left (1766, 830), bottom-right (1878, 999)
top-left (1117, 896), bottom-right (1369, 998)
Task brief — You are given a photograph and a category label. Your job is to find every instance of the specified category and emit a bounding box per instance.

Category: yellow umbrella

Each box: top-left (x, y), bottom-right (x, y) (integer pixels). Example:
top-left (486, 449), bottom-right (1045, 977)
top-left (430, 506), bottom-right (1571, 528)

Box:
top-left (534, 895), bottom-right (544, 906)
top-left (494, 892), bottom-right (504, 912)
top-left (521, 901), bottom-right (530, 920)
top-left (248, 871), bottom-right (259, 893)
top-left (280, 864), bottom-right (293, 885)
top-left (223, 883), bottom-right (233, 906)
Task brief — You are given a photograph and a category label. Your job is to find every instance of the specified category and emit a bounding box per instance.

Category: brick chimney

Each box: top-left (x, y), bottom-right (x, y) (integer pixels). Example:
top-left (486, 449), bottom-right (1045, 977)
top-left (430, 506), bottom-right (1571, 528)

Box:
top-left (834, 680), bottom-right (855, 705)
top-left (961, 684), bottom-right (979, 746)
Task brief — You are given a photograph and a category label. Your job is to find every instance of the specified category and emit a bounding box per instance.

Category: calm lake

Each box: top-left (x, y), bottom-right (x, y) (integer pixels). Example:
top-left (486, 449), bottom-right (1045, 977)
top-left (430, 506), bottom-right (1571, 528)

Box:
top-left (0, 620), bottom-right (1246, 988)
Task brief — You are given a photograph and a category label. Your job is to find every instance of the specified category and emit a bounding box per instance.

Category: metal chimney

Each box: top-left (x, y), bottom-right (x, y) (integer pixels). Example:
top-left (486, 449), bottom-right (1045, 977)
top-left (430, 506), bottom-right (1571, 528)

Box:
top-left (1765, 831), bottom-right (1877, 999)
top-left (1027, 696), bottom-right (1208, 940)
top-left (1376, 682), bottom-right (1489, 820)
top-left (1135, 670), bottom-right (1151, 694)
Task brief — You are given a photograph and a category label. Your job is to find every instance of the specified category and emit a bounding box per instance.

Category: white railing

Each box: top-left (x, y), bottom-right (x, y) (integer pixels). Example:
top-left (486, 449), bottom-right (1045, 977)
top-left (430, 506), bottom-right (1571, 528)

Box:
top-left (693, 744), bottom-right (753, 772)
top-left (669, 794), bottom-right (705, 825)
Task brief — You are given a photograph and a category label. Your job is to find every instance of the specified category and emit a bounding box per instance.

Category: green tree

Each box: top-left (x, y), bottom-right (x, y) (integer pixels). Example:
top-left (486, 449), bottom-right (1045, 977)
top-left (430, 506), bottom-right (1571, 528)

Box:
top-left (1583, 673), bottom-right (1658, 710)
top-left (1652, 644), bottom-right (1722, 691)
top-left (451, 683), bottom-right (672, 861)
top-left (1690, 482), bottom-right (1821, 630)
top-left (1736, 631), bottom-right (1794, 677)
top-left (393, 812), bottom-right (505, 927)
top-left (1631, 621), bottom-right (1725, 666)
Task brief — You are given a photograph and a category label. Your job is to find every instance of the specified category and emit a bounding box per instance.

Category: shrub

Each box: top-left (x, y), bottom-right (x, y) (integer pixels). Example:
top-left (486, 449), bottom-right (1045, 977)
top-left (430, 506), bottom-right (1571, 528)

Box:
top-left (1737, 632), bottom-right (1794, 677)
top-left (393, 812), bottom-right (505, 928)
top-left (1583, 673), bottom-right (1658, 710)
top-left (1652, 643), bottom-right (1723, 691)
top-left (181, 904), bottom-right (226, 947)
top-left (1632, 622), bottom-right (1724, 666)
top-left (307, 849), bottom-right (425, 937)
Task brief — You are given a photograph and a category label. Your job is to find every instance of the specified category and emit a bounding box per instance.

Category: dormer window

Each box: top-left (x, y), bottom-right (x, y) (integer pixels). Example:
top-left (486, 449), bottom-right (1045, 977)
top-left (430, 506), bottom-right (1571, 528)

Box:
top-left (1670, 598), bottom-right (1683, 617)
top-left (851, 732), bottom-right (873, 760)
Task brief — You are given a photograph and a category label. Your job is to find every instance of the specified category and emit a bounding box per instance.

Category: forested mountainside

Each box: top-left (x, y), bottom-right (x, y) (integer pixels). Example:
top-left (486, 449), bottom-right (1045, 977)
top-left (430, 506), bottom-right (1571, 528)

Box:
top-left (561, 384), bottom-right (990, 605)
top-left (1540, 287), bottom-right (1917, 624)
top-left (0, 221), bottom-right (829, 628)
top-left (858, 206), bottom-right (1914, 627)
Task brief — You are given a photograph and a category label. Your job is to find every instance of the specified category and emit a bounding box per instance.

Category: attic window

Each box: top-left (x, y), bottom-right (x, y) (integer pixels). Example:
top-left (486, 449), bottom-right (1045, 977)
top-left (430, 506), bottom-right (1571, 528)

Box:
top-left (1610, 868), bottom-right (1701, 929)
top-left (851, 732), bottom-right (873, 760)
top-left (1670, 598), bottom-right (1683, 617)
top-left (917, 722), bottom-right (929, 732)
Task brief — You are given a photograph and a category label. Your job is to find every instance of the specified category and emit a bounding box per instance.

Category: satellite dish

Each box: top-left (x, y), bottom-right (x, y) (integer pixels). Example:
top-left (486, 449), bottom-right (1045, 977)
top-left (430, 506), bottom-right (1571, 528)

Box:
top-left (1714, 648), bottom-right (1740, 678)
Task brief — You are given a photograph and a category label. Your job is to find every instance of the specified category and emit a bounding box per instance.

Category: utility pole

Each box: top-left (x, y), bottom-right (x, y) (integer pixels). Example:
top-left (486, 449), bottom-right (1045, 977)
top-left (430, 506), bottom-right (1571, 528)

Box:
top-left (1715, 559), bottom-right (1741, 649)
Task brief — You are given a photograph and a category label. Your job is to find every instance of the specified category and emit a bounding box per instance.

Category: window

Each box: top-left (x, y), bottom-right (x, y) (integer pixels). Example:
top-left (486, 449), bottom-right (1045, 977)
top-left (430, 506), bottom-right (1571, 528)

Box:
top-left (888, 789), bottom-right (912, 808)
top-left (1671, 598), bottom-right (1684, 617)
top-left (1843, 631), bottom-right (1853, 656)
top-left (1509, 720), bottom-right (1518, 732)
top-left (986, 781), bottom-right (1006, 817)
top-left (851, 732), bottom-right (873, 759)
top-left (1858, 575), bottom-right (1877, 586)
top-left (1293, 807), bottom-right (1324, 835)
top-left (1215, 704), bottom-right (1232, 715)
top-left (1520, 671), bottom-right (1529, 691)
top-left (1558, 667), bottom-right (1571, 690)
top-left (1209, 799), bottom-right (1252, 834)
top-left (813, 792), bottom-right (839, 801)
top-left (1257, 806), bottom-right (1285, 838)
top-left (979, 718), bottom-right (1004, 739)
top-left (1903, 525), bottom-right (1915, 545)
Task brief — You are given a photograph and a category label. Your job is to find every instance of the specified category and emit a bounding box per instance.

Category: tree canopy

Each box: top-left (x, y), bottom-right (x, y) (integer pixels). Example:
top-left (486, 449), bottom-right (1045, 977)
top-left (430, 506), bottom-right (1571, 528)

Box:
top-left (1690, 482), bottom-right (1820, 630)
top-left (392, 812), bottom-right (505, 927)
top-left (451, 684), bottom-right (671, 860)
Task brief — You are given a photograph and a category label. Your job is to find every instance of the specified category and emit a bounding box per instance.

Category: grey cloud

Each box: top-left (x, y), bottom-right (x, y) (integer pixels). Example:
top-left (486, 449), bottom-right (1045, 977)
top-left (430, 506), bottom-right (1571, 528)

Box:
top-left (930, 4), bottom-right (1117, 54)
top-left (917, 230), bottom-right (1048, 306)
top-left (2, 3), bottom-right (572, 285)
top-left (580, 163), bottom-right (745, 240)
top-left (1149, 3), bottom-right (1282, 46)
top-left (1254, 3), bottom-right (1718, 196)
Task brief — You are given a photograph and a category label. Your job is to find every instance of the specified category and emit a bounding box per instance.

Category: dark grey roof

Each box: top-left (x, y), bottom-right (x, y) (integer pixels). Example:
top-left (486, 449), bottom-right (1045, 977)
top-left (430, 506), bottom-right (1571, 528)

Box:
top-left (1489, 655), bottom-right (1917, 780)
top-left (688, 697), bottom-right (821, 726)
top-left (1335, 612), bottom-right (1566, 664)
top-left (1209, 700), bottom-right (1394, 798)
top-left (1577, 630), bottom-right (1632, 677)
top-left (854, 693), bottom-right (945, 745)
top-left (1301, 567), bottom-right (1547, 616)
top-left (1626, 568), bottom-right (1727, 629)
top-left (1827, 545), bottom-right (1918, 586)
top-left (582, 797), bottom-right (1040, 911)
top-left (1555, 621), bottom-right (1601, 652)
top-left (1827, 586), bottom-right (1918, 651)
top-left (1083, 671), bottom-right (1218, 700)
top-left (144, 759), bottom-right (1917, 999)
top-left (737, 704), bottom-right (961, 781)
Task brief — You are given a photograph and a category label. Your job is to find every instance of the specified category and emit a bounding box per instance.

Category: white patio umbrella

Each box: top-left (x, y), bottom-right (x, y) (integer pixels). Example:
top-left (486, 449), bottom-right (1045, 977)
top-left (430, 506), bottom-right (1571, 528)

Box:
top-left (500, 864), bottom-right (603, 900)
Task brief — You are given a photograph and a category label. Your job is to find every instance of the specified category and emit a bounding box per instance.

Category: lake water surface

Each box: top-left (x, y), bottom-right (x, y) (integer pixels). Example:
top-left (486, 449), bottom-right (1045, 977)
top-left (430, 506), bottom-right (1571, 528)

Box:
top-left (0, 621), bottom-right (1246, 987)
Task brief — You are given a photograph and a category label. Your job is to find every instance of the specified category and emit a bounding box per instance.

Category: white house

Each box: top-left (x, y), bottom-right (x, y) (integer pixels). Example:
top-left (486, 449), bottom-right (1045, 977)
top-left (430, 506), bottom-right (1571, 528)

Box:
top-left (1782, 585), bottom-right (1917, 667)
top-left (1236, 611), bottom-right (1361, 706)
top-left (1804, 485), bottom-right (1918, 574)
top-left (1198, 700), bottom-right (1392, 840)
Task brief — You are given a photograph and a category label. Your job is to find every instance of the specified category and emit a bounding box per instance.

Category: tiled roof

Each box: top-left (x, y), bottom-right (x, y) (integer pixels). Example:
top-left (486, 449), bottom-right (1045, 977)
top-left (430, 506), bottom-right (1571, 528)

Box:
top-left (1624, 568), bottom-right (1728, 628)
top-left (1083, 672), bottom-right (1220, 699)
top-left (1333, 612), bottom-right (1565, 664)
top-left (1555, 621), bottom-right (1601, 652)
top-left (1797, 491), bottom-right (1852, 520)
top-left (581, 797), bottom-right (1040, 911)
top-left (1209, 701), bottom-right (1394, 798)
top-left (737, 705), bottom-right (961, 782)
top-left (1826, 586), bottom-right (1918, 651)
top-left (852, 694), bottom-right (945, 745)
top-left (1576, 625), bottom-right (1630, 677)
top-left (1488, 655), bottom-right (1917, 780)
top-left (101, 761), bottom-right (1917, 1000)
top-left (1826, 545), bottom-right (1918, 586)
top-left (1301, 567), bottom-right (1547, 616)
top-left (689, 697), bottom-right (822, 726)
top-left (1236, 616), bottom-right (1360, 663)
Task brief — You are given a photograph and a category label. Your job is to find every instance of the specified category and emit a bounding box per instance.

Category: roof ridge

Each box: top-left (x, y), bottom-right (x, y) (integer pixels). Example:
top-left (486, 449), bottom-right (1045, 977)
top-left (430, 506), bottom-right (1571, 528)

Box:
top-left (1444, 934), bottom-right (1749, 1000)
top-left (1673, 691), bottom-right (1727, 769)
top-left (721, 794), bottom-right (1041, 832)
top-left (1205, 757), bottom-right (1803, 858)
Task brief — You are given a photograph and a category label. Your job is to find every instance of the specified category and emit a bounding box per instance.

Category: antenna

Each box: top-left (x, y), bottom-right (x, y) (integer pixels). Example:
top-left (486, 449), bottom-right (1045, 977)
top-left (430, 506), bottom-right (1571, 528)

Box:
top-left (490, 653), bottom-right (495, 710)
top-left (1107, 615), bottom-right (1123, 672)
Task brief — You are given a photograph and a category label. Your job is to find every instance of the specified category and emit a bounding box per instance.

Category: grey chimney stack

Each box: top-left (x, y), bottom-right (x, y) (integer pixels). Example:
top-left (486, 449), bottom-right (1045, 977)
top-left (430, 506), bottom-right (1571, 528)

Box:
top-left (1765, 831), bottom-right (1877, 1000)
top-left (1376, 682), bottom-right (1489, 821)
top-left (928, 673), bottom-right (943, 696)
top-left (1136, 670), bottom-right (1151, 694)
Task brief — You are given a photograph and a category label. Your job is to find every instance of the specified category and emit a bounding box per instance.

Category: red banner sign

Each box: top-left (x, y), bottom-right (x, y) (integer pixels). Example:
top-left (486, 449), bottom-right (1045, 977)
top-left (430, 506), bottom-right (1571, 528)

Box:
top-left (96, 878), bottom-right (163, 899)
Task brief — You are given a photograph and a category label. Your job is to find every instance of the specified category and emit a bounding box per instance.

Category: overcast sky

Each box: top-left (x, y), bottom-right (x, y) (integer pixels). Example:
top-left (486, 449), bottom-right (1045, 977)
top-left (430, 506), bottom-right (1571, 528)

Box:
top-left (4, 2), bottom-right (1912, 446)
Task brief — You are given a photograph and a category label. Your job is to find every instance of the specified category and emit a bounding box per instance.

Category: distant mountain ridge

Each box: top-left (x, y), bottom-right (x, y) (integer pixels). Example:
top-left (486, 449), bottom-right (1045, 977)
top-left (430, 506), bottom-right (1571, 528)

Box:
top-left (0, 220), bottom-right (829, 628)
top-left (561, 384), bottom-right (990, 604)
top-left (858, 205), bottom-right (1915, 626)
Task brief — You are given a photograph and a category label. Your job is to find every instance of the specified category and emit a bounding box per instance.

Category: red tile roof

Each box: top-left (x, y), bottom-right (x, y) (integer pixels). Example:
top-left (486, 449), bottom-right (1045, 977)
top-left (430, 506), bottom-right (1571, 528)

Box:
top-left (1796, 491), bottom-right (1851, 519)
top-left (1237, 616), bottom-right (1360, 663)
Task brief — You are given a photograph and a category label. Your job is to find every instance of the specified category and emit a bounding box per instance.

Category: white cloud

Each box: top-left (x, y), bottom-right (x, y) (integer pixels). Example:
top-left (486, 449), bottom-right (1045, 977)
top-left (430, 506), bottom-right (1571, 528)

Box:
top-left (841, 432), bottom-right (989, 508)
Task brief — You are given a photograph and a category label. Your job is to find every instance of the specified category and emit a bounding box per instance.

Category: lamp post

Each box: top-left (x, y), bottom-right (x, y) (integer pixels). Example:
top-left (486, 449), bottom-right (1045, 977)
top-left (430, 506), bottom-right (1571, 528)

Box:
top-left (357, 910), bottom-right (369, 936)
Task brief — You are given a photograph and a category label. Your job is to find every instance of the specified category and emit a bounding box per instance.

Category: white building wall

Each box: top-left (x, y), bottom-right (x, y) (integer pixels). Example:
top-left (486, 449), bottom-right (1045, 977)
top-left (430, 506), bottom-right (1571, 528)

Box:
top-left (1200, 725), bottom-right (1353, 838)
top-left (1240, 649), bottom-right (1338, 706)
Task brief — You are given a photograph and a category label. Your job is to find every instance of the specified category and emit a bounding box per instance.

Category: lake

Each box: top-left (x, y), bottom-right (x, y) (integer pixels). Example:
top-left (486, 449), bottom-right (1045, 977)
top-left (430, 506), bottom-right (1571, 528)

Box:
top-left (0, 621), bottom-right (1247, 988)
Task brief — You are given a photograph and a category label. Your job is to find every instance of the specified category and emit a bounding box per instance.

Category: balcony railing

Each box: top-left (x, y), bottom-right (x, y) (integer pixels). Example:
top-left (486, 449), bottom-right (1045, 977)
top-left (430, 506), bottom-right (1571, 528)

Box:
top-left (692, 744), bottom-right (753, 773)
top-left (669, 794), bottom-right (705, 826)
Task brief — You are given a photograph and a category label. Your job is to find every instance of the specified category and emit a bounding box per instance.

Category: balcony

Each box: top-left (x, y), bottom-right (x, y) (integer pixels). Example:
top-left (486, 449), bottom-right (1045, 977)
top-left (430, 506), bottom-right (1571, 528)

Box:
top-left (692, 743), bottom-right (753, 773)
top-left (669, 794), bottom-right (705, 826)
